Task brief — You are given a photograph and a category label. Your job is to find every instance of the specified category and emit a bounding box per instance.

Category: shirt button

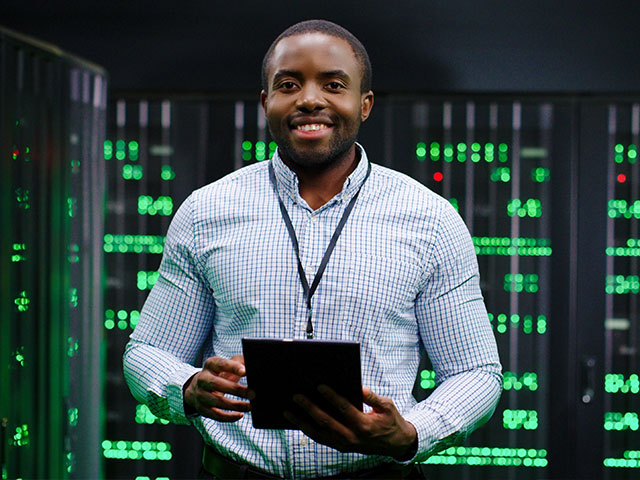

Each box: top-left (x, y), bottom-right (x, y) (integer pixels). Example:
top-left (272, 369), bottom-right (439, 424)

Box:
top-left (310, 214), bottom-right (318, 223)
top-left (300, 437), bottom-right (308, 446)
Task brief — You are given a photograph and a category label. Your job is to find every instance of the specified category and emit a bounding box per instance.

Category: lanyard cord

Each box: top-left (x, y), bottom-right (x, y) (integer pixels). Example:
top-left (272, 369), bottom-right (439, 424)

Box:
top-left (268, 161), bottom-right (372, 339)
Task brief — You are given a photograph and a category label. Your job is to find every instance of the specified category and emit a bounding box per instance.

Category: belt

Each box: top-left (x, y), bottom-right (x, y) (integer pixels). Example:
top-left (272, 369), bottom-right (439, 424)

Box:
top-left (202, 444), bottom-right (415, 479)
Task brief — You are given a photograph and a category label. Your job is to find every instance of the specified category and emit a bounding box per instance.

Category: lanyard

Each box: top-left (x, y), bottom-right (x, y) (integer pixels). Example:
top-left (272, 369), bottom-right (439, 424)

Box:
top-left (268, 160), bottom-right (371, 339)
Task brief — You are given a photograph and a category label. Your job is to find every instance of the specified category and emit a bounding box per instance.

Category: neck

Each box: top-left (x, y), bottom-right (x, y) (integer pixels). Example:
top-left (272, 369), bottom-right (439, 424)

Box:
top-left (283, 145), bottom-right (360, 210)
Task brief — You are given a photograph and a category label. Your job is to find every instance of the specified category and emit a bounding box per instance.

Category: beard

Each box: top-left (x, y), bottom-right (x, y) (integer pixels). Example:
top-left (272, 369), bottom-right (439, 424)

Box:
top-left (269, 121), bottom-right (361, 172)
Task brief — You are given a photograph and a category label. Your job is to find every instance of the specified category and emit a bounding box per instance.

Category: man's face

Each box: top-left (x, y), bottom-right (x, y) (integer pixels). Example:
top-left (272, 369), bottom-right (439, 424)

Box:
top-left (261, 33), bottom-right (373, 169)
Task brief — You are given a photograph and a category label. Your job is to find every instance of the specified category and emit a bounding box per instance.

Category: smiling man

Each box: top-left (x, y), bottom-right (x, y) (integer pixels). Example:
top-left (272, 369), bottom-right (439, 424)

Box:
top-left (124, 20), bottom-right (502, 479)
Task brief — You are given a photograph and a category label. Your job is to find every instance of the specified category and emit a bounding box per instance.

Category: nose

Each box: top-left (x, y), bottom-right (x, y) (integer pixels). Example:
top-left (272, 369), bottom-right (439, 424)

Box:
top-left (295, 83), bottom-right (327, 112)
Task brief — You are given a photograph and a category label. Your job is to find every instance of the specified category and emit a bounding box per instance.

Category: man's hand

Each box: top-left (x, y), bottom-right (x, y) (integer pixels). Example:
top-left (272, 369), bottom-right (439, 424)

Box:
top-left (284, 386), bottom-right (417, 460)
top-left (184, 355), bottom-right (251, 422)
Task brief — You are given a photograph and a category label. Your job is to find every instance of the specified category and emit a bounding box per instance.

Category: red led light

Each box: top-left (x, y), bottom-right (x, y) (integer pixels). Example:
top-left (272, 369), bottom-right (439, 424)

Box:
top-left (433, 172), bottom-right (443, 182)
top-left (617, 174), bottom-right (627, 183)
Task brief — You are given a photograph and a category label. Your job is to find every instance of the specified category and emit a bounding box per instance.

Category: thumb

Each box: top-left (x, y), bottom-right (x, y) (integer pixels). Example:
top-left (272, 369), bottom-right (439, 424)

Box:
top-left (362, 386), bottom-right (388, 412)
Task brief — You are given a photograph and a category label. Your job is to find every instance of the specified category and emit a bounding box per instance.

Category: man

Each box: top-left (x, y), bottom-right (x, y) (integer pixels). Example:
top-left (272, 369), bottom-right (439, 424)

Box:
top-left (124, 19), bottom-right (502, 479)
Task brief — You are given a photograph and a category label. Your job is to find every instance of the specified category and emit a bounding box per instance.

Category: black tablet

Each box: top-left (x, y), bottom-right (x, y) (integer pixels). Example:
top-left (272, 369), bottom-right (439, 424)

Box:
top-left (241, 338), bottom-right (363, 429)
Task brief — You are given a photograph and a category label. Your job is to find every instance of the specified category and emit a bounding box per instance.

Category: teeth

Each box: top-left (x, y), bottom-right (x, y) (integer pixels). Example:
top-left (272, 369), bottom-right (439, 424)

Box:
top-left (296, 124), bottom-right (328, 131)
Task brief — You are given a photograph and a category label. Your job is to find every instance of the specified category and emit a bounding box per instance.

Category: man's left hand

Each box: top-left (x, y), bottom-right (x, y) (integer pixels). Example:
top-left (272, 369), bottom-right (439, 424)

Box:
top-left (284, 386), bottom-right (417, 460)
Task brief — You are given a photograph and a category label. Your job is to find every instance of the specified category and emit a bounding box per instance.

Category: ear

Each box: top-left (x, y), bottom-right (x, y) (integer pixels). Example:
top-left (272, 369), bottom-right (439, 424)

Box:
top-left (260, 90), bottom-right (268, 112)
top-left (360, 91), bottom-right (374, 122)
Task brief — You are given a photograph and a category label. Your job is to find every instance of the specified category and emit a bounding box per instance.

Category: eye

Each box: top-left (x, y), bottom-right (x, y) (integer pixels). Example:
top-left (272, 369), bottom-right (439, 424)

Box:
top-left (327, 81), bottom-right (344, 91)
top-left (279, 81), bottom-right (297, 90)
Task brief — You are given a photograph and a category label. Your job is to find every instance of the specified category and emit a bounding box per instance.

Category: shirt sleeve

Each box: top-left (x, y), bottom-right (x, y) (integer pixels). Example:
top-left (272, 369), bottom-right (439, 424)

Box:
top-left (404, 201), bottom-right (503, 462)
top-left (122, 194), bottom-right (214, 425)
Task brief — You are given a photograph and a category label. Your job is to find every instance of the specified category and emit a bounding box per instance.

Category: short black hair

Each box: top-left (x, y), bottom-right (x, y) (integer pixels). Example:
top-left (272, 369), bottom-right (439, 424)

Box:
top-left (261, 19), bottom-right (372, 93)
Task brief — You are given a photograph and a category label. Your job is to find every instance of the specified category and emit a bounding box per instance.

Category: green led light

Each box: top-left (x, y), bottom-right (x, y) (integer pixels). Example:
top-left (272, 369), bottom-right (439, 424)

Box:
top-left (12, 242), bottom-right (27, 263)
top-left (14, 291), bottom-right (30, 312)
top-left (507, 198), bottom-right (542, 218)
top-left (115, 140), bottom-right (126, 161)
top-left (473, 236), bottom-right (552, 256)
top-left (104, 234), bottom-right (165, 254)
top-left (615, 144), bottom-right (624, 154)
top-left (605, 373), bottom-right (640, 394)
top-left (13, 347), bottom-right (24, 367)
top-left (242, 152), bottom-right (252, 162)
top-left (604, 412), bottom-right (639, 431)
top-left (12, 424), bottom-right (30, 447)
top-left (103, 309), bottom-right (120, 329)
top-left (102, 439), bottom-right (172, 461)
top-left (489, 313), bottom-right (546, 335)
top-left (490, 167), bottom-right (511, 183)
top-left (504, 273), bottom-right (539, 293)
top-left (136, 404), bottom-right (170, 425)
top-left (122, 164), bottom-right (143, 180)
top-left (15, 188), bottom-right (30, 210)
top-left (443, 144), bottom-right (454, 162)
top-left (502, 371), bottom-right (538, 391)
top-left (68, 243), bottom-right (80, 264)
top-left (419, 370), bottom-right (436, 389)
top-left (604, 451), bottom-right (640, 468)
top-left (138, 195), bottom-right (173, 216)
top-left (606, 244), bottom-right (640, 256)
top-left (606, 275), bottom-right (639, 294)
top-left (256, 141), bottom-right (267, 162)
top-left (67, 337), bottom-right (78, 358)
top-left (104, 140), bottom-right (113, 160)
top-left (608, 199), bottom-right (640, 219)
top-left (423, 446), bottom-right (547, 468)
top-left (161, 165), bottom-right (175, 180)
top-left (68, 408), bottom-right (79, 427)
top-left (449, 198), bottom-right (458, 212)
top-left (242, 140), bottom-right (252, 151)
top-left (137, 271), bottom-right (160, 290)
top-left (503, 409), bottom-right (538, 430)
top-left (532, 167), bottom-right (550, 183)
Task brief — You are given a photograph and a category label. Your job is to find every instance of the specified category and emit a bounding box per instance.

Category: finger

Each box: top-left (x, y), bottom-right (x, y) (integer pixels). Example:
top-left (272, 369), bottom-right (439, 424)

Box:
top-left (198, 391), bottom-right (251, 412)
top-left (317, 385), bottom-right (362, 419)
top-left (204, 356), bottom-right (246, 377)
top-left (293, 394), bottom-right (352, 437)
top-left (362, 386), bottom-right (390, 412)
top-left (197, 373), bottom-right (250, 398)
top-left (202, 407), bottom-right (245, 423)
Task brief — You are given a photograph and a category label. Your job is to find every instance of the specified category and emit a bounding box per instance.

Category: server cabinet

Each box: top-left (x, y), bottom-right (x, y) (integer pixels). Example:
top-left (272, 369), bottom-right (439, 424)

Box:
top-left (0, 27), bottom-right (106, 479)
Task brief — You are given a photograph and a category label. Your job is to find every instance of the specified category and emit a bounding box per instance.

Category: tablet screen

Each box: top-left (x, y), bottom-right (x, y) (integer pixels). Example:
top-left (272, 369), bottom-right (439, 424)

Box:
top-left (242, 338), bottom-right (363, 429)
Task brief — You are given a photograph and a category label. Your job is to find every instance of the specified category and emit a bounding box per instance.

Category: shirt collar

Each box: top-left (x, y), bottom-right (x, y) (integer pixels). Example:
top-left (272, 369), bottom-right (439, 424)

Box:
top-left (270, 143), bottom-right (370, 206)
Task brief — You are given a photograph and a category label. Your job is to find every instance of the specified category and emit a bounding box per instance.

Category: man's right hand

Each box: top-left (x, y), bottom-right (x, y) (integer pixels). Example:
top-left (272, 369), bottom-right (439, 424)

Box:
top-left (183, 355), bottom-right (251, 422)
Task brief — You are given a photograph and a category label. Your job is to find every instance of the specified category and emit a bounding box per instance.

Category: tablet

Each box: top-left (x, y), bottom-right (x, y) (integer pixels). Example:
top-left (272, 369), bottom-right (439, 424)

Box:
top-left (241, 338), bottom-right (363, 429)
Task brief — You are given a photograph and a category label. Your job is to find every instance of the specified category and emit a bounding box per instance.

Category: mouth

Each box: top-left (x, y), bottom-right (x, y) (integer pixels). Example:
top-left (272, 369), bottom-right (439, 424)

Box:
top-left (290, 120), bottom-right (334, 140)
top-left (294, 123), bottom-right (330, 132)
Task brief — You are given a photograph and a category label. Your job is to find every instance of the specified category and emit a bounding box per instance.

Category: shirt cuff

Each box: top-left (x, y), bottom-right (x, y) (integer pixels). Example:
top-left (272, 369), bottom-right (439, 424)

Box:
top-left (167, 364), bottom-right (202, 424)
top-left (398, 409), bottom-right (440, 463)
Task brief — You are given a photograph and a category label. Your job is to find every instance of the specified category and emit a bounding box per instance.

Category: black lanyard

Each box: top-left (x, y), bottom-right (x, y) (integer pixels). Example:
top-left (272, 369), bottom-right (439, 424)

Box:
top-left (268, 160), bottom-right (371, 339)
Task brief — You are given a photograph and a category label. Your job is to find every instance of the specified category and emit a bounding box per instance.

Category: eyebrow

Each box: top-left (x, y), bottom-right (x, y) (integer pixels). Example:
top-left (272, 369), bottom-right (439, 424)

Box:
top-left (272, 69), bottom-right (352, 85)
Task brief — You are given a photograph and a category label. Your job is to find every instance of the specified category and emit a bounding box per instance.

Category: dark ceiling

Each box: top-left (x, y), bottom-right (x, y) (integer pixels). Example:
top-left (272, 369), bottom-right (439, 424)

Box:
top-left (2, 0), bottom-right (640, 94)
